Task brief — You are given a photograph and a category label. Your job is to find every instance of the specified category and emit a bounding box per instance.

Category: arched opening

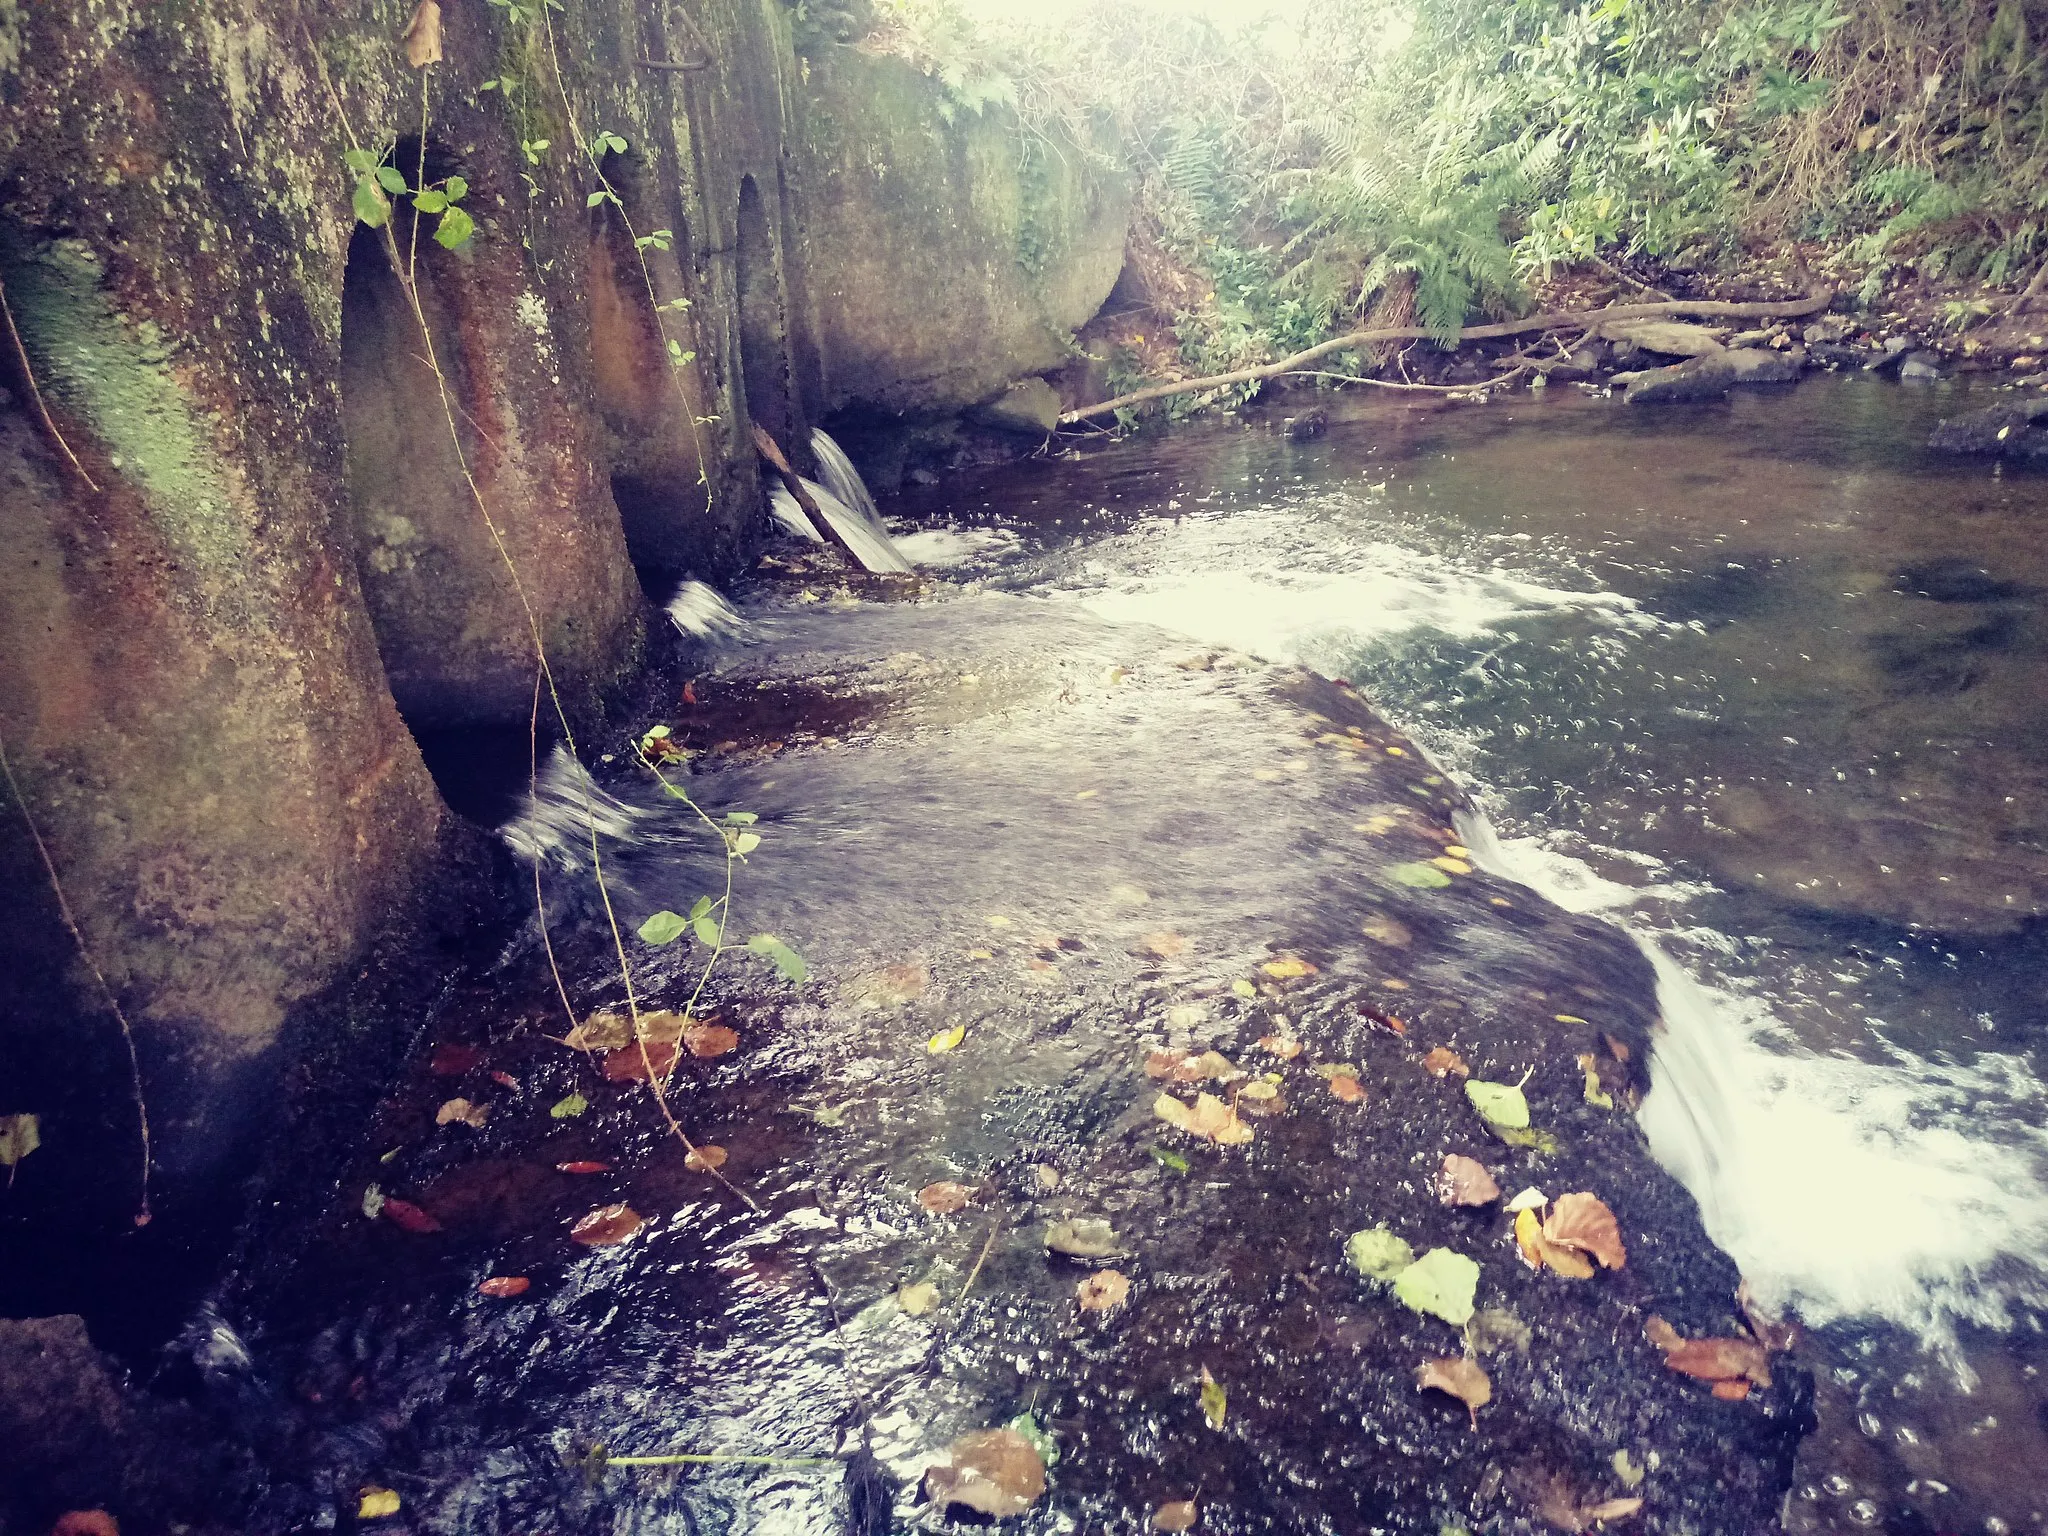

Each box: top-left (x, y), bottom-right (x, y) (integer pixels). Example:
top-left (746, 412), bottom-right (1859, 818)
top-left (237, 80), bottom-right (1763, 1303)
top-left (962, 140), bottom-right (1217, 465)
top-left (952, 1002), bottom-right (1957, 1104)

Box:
top-left (736, 173), bottom-right (796, 454)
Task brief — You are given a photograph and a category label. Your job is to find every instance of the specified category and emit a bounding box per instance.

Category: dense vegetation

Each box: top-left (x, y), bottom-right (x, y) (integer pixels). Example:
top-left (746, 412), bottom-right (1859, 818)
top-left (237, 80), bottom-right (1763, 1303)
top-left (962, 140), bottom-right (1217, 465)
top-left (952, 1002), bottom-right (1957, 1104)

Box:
top-left (870, 0), bottom-right (2048, 394)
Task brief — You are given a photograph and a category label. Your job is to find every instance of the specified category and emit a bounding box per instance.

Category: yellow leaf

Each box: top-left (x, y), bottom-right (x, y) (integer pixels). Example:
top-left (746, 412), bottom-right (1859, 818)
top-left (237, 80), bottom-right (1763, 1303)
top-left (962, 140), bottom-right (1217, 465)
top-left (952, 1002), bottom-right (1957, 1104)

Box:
top-left (1199, 1367), bottom-right (1226, 1429)
top-left (1262, 955), bottom-right (1316, 979)
top-left (898, 1281), bottom-right (939, 1316)
top-left (358, 1487), bottom-right (402, 1519)
top-left (926, 1023), bottom-right (966, 1054)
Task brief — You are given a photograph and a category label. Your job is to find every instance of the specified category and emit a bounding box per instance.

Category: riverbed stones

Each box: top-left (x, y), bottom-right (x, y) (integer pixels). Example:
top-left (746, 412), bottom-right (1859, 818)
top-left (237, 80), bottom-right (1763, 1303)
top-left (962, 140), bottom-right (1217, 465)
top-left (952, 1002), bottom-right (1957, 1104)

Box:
top-left (1621, 345), bottom-right (1805, 402)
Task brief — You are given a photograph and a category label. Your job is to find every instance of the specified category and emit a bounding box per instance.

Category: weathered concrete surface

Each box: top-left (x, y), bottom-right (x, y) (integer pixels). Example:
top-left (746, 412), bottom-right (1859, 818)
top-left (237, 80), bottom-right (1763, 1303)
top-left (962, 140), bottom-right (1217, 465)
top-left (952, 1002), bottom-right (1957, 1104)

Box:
top-left (798, 48), bottom-right (1131, 418)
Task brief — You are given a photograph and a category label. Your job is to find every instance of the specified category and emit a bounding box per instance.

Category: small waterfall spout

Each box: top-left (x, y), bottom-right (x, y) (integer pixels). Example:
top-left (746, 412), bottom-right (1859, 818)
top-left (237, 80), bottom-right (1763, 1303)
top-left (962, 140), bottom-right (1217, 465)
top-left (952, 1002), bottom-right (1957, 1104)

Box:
top-left (763, 430), bottom-right (912, 574)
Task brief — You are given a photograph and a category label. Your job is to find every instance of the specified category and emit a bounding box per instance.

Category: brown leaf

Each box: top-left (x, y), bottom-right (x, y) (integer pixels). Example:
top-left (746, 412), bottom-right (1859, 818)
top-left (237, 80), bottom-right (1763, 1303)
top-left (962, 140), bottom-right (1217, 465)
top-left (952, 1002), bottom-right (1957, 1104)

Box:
top-left (1645, 1316), bottom-right (1771, 1388)
top-left (604, 1039), bottom-right (679, 1081)
top-left (1580, 1498), bottom-right (1645, 1525)
top-left (683, 1021), bottom-right (740, 1058)
top-left (555, 1160), bottom-right (610, 1174)
top-left (1171, 1049), bottom-right (1241, 1084)
top-left (1327, 1073), bottom-right (1365, 1103)
top-left (1076, 1268), bottom-right (1131, 1311)
top-left (1141, 931), bottom-right (1189, 958)
top-left (402, 0), bottom-right (442, 66)
top-left (1415, 1355), bottom-right (1492, 1426)
top-left (570, 1202), bottom-right (645, 1246)
top-left (435, 1097), bottom-right (488, 1128)
top-left (382, 1197), bottom-right (442, 1234)
top-left (917, 1180), bottom-right (975, 1214)
top-left (478, 1276), bottom-right (531, 1298)
top-left (1711, 1379), bottom-right (1753, 1401)
top-left (1422, 1046), bottom-right (1470, 1078)
top-left (684, 1144), bottom-right (728, 1171)
top-left (52, 1514), bottom-right (121, 1536)
top-left (1542, 1192), bottom-right (1626, 1270)
top-left (923, 1428), bottom-right (1047, 1518)
top-left (1437, 1154), bottom-right (1501, 1206)
top-left (429, 1042), bottom-right (481, 1076)
top-left (1152, 1500), bottom-right (1199, 1532)
top-left (850, 963), bottom-right (927, 1007)
top-left (1144, 1048), bottom-right (1184, 1078)
top-left (563, 1011), bottom-right (633, 1051)
top-left (1257, 1034), bottom-right (1303, 1060)
top-left (1183, 1090), bottom-right (1254, 1144)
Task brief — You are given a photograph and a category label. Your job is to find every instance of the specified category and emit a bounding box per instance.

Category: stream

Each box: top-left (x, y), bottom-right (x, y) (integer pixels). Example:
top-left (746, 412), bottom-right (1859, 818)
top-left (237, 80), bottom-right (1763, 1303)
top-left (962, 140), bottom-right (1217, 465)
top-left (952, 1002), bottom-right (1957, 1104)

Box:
top-left (195, 374), bottom-right (2046, 1536)
top-left (889, 373), bottom-right (2048, 1532)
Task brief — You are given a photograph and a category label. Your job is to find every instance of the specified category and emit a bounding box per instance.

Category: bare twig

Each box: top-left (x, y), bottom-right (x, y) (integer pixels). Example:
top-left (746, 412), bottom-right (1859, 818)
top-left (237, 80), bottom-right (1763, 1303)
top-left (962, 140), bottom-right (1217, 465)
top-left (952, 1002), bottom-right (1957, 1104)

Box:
top-left (1061, 291), bottom-right (1833, 422)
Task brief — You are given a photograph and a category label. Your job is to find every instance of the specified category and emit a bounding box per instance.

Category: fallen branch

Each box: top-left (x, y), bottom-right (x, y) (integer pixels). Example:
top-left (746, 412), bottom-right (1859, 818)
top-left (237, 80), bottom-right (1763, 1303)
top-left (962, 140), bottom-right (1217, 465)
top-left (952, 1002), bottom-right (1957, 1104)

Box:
top-left (751, 425), bottom-right (862, 569)
top-left (1060, 291), bottom-right (1832, 424)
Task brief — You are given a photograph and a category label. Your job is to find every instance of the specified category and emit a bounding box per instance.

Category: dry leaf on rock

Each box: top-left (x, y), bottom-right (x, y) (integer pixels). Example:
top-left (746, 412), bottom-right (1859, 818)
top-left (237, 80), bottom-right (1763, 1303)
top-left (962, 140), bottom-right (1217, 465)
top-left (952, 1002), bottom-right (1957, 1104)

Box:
top-left (1505, 1186), bottom-right (1548, 1213)
top-left (381, 1197), bottom-right (442, 1234)
top-left (1515, 1206), bottom-right (1595, 1278)
top-left (683, 1145), bottom-right (727, 1171)
top-left (917, 1180), bottom-right (976, 1214)
top-left (1186, 1091), bottom-right (1254, 1143)
top-left (1262, 955), bottom-right (1317, 979)
top-left (570, 1203), bottom-right (645, 1247)
top-left (683, 1021), bottom-right (739, 1058)
top-left (1152, 1500), bottom-right (1199, 1532)
top-left (1257, 1033), bottom-right (1303, 1060)
top-left (1423, 1046), bottom-right (1470, 1078)
top-left (51, 1512), bottom-right (120, 1536)
top-left (1141, 932), bottom-right (1189, 958)
top-left (359, 1486), bottom-right (403, 1520)
top-left (851, 963), bottom-right (928, 1007)
top-left (1076, 1269), bottom-right (1130, 1311)
top-left (435, 1097), bottom-right (488, 1128)
top-left (898, 1281), bottom-right (939, 1316)
top-left (564, 1012), bottom-right (633, 1051)
top-left (555, 1160), bottom-right (610, 1174)
top-left (636, 1010), bottom-right (692, 1044)
top-left (1198, 1367), bottom-right (1226, 1429)
top-left (1645, 1316), bottom-right (1771, 1394)
top-left (1327, 1074), bottom-right (1365, 1103)
top-left (1361, 914), bottom-right (1412, 947)
top-left (1542, 1193), bottom-right (1626, 1270)
top-left (927, 1023), bottom-right (967, 1054)
top-left (1046, 1217), bottom-right (1127, 1259)
top-left (401, 0), bottom-right (442, 67)
top-left (1737, 1279), bottom-right (1799, 1353)
top-left (923, 1428), bottom-right (1046, 1518)
top-left (478, 1276), bottom-right (530, 1298)
top-left (1530, 1474), bottom-right (1645, 1533)
top-left (1416, 1356), bottom-right (1492, 1426)
top-left (1438, 1154), bottom-right (1501, 1206)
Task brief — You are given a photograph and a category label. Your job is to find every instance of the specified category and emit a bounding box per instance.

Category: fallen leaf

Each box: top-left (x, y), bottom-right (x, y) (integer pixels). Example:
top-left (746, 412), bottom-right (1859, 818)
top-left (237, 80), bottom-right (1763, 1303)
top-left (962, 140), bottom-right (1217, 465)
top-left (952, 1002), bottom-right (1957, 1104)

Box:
top-left (1416, 1355), bottom-right (1492, 1426)
top-left (570, 1203), bottom-right (645, 1246)
top-left (927, 1023), bottom-right (967, 1054)
top-left (489, 1070), bottom-right (520, 1089)
top-left (1390, 862), bottom-right (1453, 889)
top-left (1167, 1003), bottom-right (1211, 1031)
top-left (1076, 1269), bottom-right (1130, 1311)
top-left (604, 1039), bottom-right (679, 1081)
top-left (923, 1428), bottom-right (1046, 1518)
top-left (1181, 1091), bottom-right (1254, 1143)
top-left (1543, 1192), bottom-right (1626, 1270)
top-left (382, 1197), bottom-right (442, 1234)
top-left (1432, 856), bottom-right (1474, 875)
top-left (635, 1010), bottom-right (693, 1044)
top-left (1232, 977), bottom-right (1257, 998)
top-left (898, 1281), bottom-right (939, 1316)
top-left (1142, 932), bottom-right (1189, 958)
top-left (1423, 1047), bottom-right (1470, 1078)
top-left (1198, 1367), bottom-right (1226, 1429)
top-left (555, 1160), bottom-right (610, 1174)
top-left (429, 1042), bottom-right (481, 1076)
top-left (1601, 1032), bottom-right (1632, 1063)
top-left (1582, 1498), bottom-right (1645, 1525)
top-left (1312, 1062), bottom-right (1361, 1079)
top-left (550, 1092), bottom-right (589, 1119)
top-left (435, 1097), bottom-right (489, 1128)
top-left (0, 1113), bottom-right (40, 1176)
top-left (1327, 1074), bottom-right (1365, 1103)
top-left (1514, 1206), bottom-right (1546, 1270)
top-left (1438, 1154), bottom-right (1501, 1206)
top-left (478, 1276), bottom-right (531, 1298)
top-left (400, 0), bottom-right (441, 67)
top-left (1172, 1050), bottom-right (1240, 1083)
top-left (1262, 955), bottom-right (1317, 979)
top-left (1711, 1379), bottom-right (1753, 1401)
top-left (51, 1512), bottom-right (119, 1536)
top-left (1153, 1499), bottom-right (1199, 1532)
top-left (1611, 1449), bottom-right (1645, 1488)
top-left (683, 1144), bottom-right (727, 1171)
top-left (1393, 1247), bottom-right (1480, 1326)
top-left (917, 1180), bottom-right (976, 1214)
top-left (1150, 1145), bottom-right (1191, 1174)
top-left (1465, 1079), bottom-right (1530, 1130)
top-left (852, 963), bottom-right (928, 1007)
top-left (1046, 1217), bottom-right (1127, 1259)
top-left (1505, 1185), bottom-right (1548, 1213)
top-left (1577, 1052), bottom-right (1615, 1109)
top-left (1645, 1316), bottom-right (1771, 1389)
top-left (1238, 1078), bottom-right (1281, 1103)
top-left (361, 1183), bottom-right (386, 1219)
top-left (1465, 1307), bottom-right (1531, 1356)
top-left (564, 1012), bottom-right (633, 1050)
top-left (1257, 1033), bottom-right (1303, 1060)
top-left (682, 1021), bottom-right (740, 1058)
top-left (1006, 1410), bottom-right (1059, 1467)
top-left (358, 1485), bottom-right (402, 1519)
top-left (1346, 1226), bottom-right (1416, 1281)
top-left (1361, 914), bottom-right (1413, 947)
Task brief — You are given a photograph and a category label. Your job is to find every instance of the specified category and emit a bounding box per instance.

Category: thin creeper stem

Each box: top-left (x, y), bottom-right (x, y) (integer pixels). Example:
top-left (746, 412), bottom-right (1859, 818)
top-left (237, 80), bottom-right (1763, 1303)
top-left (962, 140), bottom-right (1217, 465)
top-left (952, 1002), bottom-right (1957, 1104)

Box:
top-left (0, 275), bottom-right (102, 491)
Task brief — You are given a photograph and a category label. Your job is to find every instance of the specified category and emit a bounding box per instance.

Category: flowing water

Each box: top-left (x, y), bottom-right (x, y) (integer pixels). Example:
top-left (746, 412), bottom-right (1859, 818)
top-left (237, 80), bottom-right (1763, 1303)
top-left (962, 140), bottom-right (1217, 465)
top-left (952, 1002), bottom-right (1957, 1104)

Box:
top-left (880, 374), bottom-right (2048, 1532)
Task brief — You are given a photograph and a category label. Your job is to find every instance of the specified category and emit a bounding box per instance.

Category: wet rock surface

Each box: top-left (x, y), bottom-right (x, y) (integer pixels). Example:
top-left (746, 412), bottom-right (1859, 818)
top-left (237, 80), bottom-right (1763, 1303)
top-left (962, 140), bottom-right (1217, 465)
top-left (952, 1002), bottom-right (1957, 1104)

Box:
top-left (1927, 395), bottom-right (2048, 458)
top-left (161, 587), bottom-right (1811, 1535)
top-left (1621, 347), bottom-right (1805, 403)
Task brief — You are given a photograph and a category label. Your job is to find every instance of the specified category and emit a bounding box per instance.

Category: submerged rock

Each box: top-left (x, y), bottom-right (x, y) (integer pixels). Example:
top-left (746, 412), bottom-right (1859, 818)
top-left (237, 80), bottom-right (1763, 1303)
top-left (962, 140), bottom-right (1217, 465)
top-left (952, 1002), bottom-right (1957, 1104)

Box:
top-left (1927, 396), bottom-right (2048, 459)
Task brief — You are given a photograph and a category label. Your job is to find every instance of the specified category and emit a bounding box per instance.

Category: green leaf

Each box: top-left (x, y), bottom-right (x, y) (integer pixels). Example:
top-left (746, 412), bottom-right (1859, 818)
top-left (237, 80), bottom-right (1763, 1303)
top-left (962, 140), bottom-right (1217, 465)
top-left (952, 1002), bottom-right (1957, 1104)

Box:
top-left (1149, 1144), bottom-right (1190, 1174)
top-left (352, 180), bottom-right (390, 228)
top-left (730, 830), bottom-right (761, 856)
top-left (746, 933), bottom-right (807, 984)
top-left (444, 175), bottom-right (468, 201)
top-left (587, 190), bottom-right (609, 208)
top-left (1345, 1225), bottom-right (1415, 1281)
top-left (1006, 1412), bottom-right (1059, 1467)
top-left (550, 1092), bottom-right (589, 1119)
top-left (1390, 861), bottom-right (1453, 889)
top-left (691, 915), bottom-right (720, 948)
top-left (434, 206), bottom-right (476, 250)
top-left (722, 812), bottom-right (758, 826)
top-left (343, 148), bottom-right (381, 175)
top-left (688, 895), bottom-right (714, 919)
top-left (639, 910), bottom-right (689, 945)
top-left (0, 1113), bottom-right (41, 1169)
top-left (478, 78), bottom-right (499, 92)
top-left (1492, 1125), bottom-right (1560, 1155)
top-left (1465, 1079), bottom-right (1530, 1131)
top-left (1231, 977), bottom-right (1256, 998)
top-left (375, 165), bottom-right (409, 195)
top-left (1393, 1247), bottom-right (1480, 1327)
top-left (658, 297), bottom-right (692, 312)
top-left (412, 188), bottom-right (448, 214)
top-left (666, 337), bottom-right (685, 362)
top-left (1198, 1369), bottom-right (1226, 1430)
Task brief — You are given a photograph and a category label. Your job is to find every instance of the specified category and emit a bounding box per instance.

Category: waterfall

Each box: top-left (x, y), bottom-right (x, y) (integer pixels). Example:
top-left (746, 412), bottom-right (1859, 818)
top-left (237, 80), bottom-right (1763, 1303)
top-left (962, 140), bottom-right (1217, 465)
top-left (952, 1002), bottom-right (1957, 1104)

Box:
top-left (502, 744), bottom-right (651, 870)
top-left (764, 430), bottom-right (912, 575)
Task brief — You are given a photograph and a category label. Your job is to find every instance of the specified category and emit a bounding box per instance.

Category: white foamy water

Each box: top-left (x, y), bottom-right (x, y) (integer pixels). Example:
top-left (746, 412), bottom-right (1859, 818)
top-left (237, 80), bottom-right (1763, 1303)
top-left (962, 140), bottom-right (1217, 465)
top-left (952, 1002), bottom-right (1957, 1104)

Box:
top-left (502, 744), bottom-right (650, 870)
top-left (892, 527), bottom-right (1023, 568)
top-left (666, 579), bottom-right (752, 641)
top-left (1059, 540), bottom-right (2048, 1342)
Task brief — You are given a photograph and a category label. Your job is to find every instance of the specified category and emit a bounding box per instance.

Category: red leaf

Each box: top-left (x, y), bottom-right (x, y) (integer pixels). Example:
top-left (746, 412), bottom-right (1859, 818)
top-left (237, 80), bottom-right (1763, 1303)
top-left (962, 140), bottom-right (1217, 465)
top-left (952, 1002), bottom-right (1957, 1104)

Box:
top-left (570, 1203), bottom-right (645, 1246)
top-left (683, 681), bottom-right (699, 705)
top-left (382, 1197), bottom-right (443, 1234)
top-left (478, 1276), bottom-right (531, 1297)
top-left (555, 1160), bottom-right (610, 1174)
top-left (429, 1043), bottom-right (482, 1076)
top-left (490, 1070), bottom-right (521, 1089)
top-left (604, 1039), bottom-right (679, 1081)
